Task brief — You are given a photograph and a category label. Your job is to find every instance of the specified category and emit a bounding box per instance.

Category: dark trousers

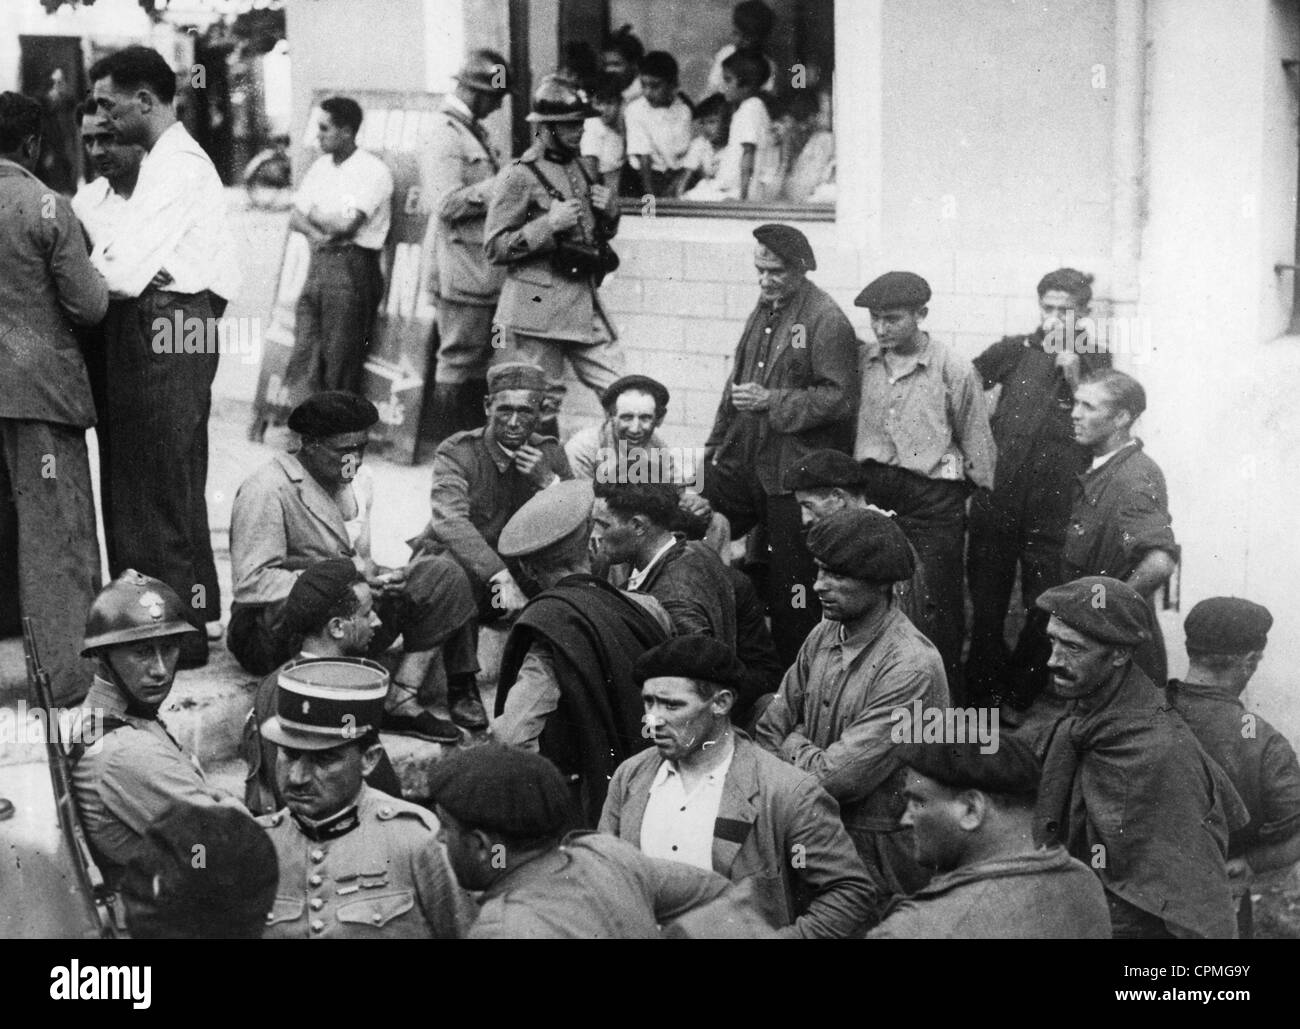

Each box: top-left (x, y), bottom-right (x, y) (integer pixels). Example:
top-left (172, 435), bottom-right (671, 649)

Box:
top-left (0, 419), bottom-right (101, 705)
top-left (286, 245), bottom-right (383, 403)
top-left (102, 290), bottom-right (223, 654)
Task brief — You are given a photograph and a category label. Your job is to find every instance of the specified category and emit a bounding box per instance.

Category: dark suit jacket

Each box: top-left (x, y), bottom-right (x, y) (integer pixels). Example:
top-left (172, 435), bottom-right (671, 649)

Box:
top-left (599, 734), bottom-right (882, 938)
top-left (634, 536), bottom-right (737, 646)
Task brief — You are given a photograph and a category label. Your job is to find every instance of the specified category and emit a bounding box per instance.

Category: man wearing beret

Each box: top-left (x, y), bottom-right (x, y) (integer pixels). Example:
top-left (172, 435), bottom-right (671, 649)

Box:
top-left (412, 361), bottom-right (573, 621)
top-left (966, 269), bottom-right (1110, 706)
top-left (429, 744), bottom-right (746, 938)
top-left (756, 508), bottom-right (949, 897)
top-left (1166, 598), bottom-right (1300, 938)
top-left (258, 658), bottom-right (474, 938)
top-left (242, 559), bottom-right (414, 812)
top-left (230, 390), bottom-right (486, 735)
top-left (600, 635), bottom-right (883, 938)
top-left (704, 223), bottom-right (858, 666)
top-left (869, 738), bottom-right (1110, 938)
top-left (854, 270), bottom-right (995, 699)
top-left (783, 448), bottom-right (931, 632)
top-left (1031, 576), bottom-right (1246, 939)
top-left (491, 481), bottom-right (672, 824)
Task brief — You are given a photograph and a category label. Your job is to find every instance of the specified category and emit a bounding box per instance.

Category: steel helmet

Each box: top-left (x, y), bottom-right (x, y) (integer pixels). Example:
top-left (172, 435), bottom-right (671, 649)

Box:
top-left (454, 49), bottom-right (510, 95)
top-left (81, 569), bottom-right (198, 656)
top-left (525, 75), bottom-right (592, 123)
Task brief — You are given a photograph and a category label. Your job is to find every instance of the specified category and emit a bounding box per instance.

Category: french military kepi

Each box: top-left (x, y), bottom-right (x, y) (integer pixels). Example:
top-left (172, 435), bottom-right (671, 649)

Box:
top-left (634, 635), bottom-right (745, 690)
top-left (261, 657), bottom-right (389, 751)
top-left (1035, 575), bottom-right (1150, 646)
top-left (288, 390), bottom-right (379, 437)
top-left (753, 223), bottom-right (816, 271)
top-left (498, 479), bottom-right (594, 558)
top-left (1184, 597), bottom-right (1273, 654)
top-left (806, 507), bottom-right (915, 582)
top-left (855, 270), bottom-right (931, 310)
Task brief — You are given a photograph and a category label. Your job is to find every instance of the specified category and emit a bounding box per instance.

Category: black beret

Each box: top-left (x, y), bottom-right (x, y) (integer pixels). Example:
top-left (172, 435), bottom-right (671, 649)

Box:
top-left (121, 804), bottom-right (279, 939)
top-left (487, 361), bottom-right (548, 394)
top-left (753, 223), bottom-right (816, 271)
top-left (1185, 597), bottom-right (1273, 655)
top-left (600, 374), bottom-right (670, 412)
top-left (782, 449), bottom-right (882, 492)
top-left (806, 508), bottom-right (915, 582)
top-left (279, 558), bottom-right (361, 636)
top-left (896, 735), bottom-right (1041, 799)
top-left (427, 744), bottom-right (579, 838)
top-left (288, 390), bottom-right (379, 438)
top-left (854, 270), bottom-right (931, 310)
top-left (1035, 576), bottom-right (1150, 647)
top-left (634, 635), bottom-right (745, 691)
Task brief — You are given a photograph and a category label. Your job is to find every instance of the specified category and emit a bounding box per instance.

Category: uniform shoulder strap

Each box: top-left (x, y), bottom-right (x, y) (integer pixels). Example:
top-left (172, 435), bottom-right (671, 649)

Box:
top-left (66, 715), bottom-right (132, 767)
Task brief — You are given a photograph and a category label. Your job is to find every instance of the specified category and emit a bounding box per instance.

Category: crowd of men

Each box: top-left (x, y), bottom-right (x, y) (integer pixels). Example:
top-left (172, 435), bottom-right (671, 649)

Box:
top-left (2, 34), bottom-right (1299, 940)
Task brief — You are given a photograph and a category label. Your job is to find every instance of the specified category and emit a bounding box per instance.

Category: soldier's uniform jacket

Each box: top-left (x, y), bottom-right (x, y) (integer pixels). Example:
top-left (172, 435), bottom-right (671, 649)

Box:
top-left (258, 785), bottom-right (472, 939)
top-left (423, 96), bottom-right (505, 305)
top-left (69, 676), bottom-right (238, 888)
top-left (485, 143), bottom-right (619, 343)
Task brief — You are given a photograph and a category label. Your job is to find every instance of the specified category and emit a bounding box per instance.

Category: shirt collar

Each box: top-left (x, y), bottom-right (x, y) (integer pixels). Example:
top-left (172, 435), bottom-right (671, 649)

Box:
top-left (1090, 438), bottom-right (1138, 471)
top-left (650, 734), bottom-right (736, 790)
top-left (629, 536), bottom-right (678, 590)
top-left (1166, 678), bottom-right (1244, 707)
top-left (834, 602), bottom-right (897, 661)
top-left (865, 331), bottom-right (932, 366)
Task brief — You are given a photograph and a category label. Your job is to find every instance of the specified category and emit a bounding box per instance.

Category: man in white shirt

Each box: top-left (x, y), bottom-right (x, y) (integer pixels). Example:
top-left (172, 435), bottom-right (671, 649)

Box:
top-left (284, 96), bottom-right (394, 405)
top-left (624, 52), bottom-right (693, 198)
top-left (90, 45), bottom-right (241, 666)
top-left (599, 635), bottom-right (882, 938)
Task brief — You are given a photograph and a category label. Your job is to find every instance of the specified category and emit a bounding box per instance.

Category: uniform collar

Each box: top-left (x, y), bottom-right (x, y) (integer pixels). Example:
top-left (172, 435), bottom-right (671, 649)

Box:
top-left (290, 795), bottom-right (363, 841)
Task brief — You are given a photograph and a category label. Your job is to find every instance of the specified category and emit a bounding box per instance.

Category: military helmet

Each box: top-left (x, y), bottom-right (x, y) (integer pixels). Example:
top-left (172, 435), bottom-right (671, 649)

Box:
top-left (81, 569), bottom-right (198, 655)
top-left (454, 49), bottom-right (510, 95)
top-left (525, 75), bottom-right (593, 122)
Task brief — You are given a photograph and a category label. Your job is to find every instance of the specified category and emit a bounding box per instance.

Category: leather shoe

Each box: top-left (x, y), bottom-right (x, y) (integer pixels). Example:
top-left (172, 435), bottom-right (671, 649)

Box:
top-left (384, 711), bottom-right (461, 744)
top-left (447, 675), bottom-right (489, 731)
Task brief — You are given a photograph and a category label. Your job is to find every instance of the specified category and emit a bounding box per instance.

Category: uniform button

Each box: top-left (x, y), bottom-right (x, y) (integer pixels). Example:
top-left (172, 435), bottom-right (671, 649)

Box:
top-left (379, 806), bottom-right (392, 817)
top-left (310, 919), bottom-right (325, 934)
top-left (308, 874), bottom-right (322, 887)
top-left (309, 898), bottom-right (324, 911)
top-left (372, 911), bottom-right (384, 924)
top-left (671, 845), bottom-right (678, 852)
top-left (310, 848), bottom-right (325, 863)
top-left (265, 912), bottom-right (274, 923)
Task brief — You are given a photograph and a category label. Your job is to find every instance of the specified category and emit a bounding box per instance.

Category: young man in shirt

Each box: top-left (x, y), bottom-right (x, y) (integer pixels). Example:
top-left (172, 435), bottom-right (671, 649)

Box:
top-left (284, 95), bottom-right (394, 402)
top-left (624, 51), bottom-right (693, 198)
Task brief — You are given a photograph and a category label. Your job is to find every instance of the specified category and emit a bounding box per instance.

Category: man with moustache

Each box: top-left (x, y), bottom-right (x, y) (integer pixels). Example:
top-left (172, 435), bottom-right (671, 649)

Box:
top-left (601, 635), bottom-right (882, 938)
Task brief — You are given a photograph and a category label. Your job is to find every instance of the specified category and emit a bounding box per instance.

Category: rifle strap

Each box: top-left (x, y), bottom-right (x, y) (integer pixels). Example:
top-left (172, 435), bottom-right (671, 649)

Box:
top-left (66, 715), bottom-right (131, 768)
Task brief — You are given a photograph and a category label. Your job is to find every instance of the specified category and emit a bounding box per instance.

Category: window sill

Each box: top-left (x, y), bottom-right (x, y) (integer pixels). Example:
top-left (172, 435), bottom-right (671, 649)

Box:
top-left (622, 199), bottom-right (836, 222)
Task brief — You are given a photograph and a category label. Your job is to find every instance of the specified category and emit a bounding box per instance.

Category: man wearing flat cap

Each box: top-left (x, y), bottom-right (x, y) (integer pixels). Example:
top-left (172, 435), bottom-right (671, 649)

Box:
top-left (257, 658), bottom-right (473, 938)
top-left (491, 481), bottom-right (672, 824)
top-left (869, 737), bottom-right (1110, 939)
top-left (757, 508), bottom-right (949, 898)
top-left (429, 744), bottom-right (744, 938)
top-left (705, 223), bottom-right (858, 666)
top-left (1030, 576), bottom-right (1246, 939)
top-left (421, 49), bottom-right (511, 443)
top-left (230, 390), bottom-right (487, 736)
top-left (783, 448), bottom-right (931, 630)
top-left (1166, 597), bottom-right (1300, 938)
top-left (600, 635), bottom-right (883, 938)
top-left (854, 270), bottom-right (996, 699)
top-left (485, 75), bottom-right (624, 425)
top-left (413, 362), bottom-right (573, 621)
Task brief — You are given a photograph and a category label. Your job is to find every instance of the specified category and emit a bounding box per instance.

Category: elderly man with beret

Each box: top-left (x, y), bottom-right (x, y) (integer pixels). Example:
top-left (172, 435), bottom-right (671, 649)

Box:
top-left (412, 361), bottom-right (573, 621)
top-left (1030, 576), bottom-right (1246, 939)
top-left (257, 659), bottom-right (473, 938)
top-left (756, 508), bottom-right (949, 898)
top-left (491, 480), bottom-right (671, 824)
top-left (600, 635), bottom-right (883, 938)
top-left (854, 271), bottom-right (996, 700)
top-left (429, 744), bottom-right (746, 938)
top-left (229, 390), bottom-right (485, 737)
top-left (1165, 597), bottom-right (1300, 938)
top-left (869, 737), bottom-right (1110, 939)
top-left (704, 223), bottom-right (858, 666)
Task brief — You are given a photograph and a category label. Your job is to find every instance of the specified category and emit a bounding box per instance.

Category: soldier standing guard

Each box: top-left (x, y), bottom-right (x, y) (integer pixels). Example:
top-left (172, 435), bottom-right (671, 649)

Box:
top-left (485, 75), bottom-right (624, 433)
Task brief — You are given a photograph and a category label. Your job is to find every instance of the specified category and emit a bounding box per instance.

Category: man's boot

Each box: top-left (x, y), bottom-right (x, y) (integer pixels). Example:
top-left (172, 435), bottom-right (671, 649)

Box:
top-left (446, 672), bottom-right (489, 731)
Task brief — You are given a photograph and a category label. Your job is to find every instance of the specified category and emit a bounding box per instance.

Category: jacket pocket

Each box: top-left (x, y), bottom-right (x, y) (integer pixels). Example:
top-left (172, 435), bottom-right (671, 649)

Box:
top-left (266, 896), bottom-right (305, 926)
top-left (336, 890), bottom-right (415, 929)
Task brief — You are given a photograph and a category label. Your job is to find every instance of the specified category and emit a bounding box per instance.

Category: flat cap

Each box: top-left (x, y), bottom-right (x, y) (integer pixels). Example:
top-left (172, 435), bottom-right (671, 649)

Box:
top-left (1185, 597), bottom-right (1273, 655)
top-left (600, 374), bottom-right (670, 412)
top-left (753, 224), bottom-right (816, 271)
top-left (487, 361), bottom-right (548, 394)
top-left (1035, 576), bottom-right (1150, 647)
top-left (121, 804), bottom-right (279, 939)
top-left (896, 736), bottom-right (1041, 799)
top-left (783, 449), bottom-right (883, 492)
top-left (634, 635), bottom-right (745, 691)
top-left (498, 479), bottom-right (594, 558)
top-left (287, 390), bottom-right (378, 438)
top-left (854, 270), bottom-right (931, 310)
top-left (279, 558), bottom-right (361, 637)
top-left (427, 744), bottom-right (578, 838)
top-left (806, 507), bottom-right (915, 582)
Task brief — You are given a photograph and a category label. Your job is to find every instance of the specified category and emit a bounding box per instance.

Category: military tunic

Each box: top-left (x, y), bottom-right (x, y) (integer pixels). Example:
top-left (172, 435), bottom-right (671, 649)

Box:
top-left (259, 785), bottom-right (472, 939)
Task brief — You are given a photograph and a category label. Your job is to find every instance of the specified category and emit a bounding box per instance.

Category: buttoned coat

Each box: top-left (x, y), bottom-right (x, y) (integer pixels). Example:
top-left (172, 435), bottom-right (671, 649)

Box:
top-left (599, 734), bottom-right (882, 938)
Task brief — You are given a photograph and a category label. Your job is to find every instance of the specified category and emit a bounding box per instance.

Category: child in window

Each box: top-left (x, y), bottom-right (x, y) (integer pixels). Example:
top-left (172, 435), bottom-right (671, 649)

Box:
top-left (678, 93), bottom-right (729, 198)
top-left (715, 49), bottom-right (780, 201)
top-left (707, 1), bottom-right (778, 96)
top-left (624, 50), bottom-right (694, 197)
top-left (580, 74), bottom-right (627, 193)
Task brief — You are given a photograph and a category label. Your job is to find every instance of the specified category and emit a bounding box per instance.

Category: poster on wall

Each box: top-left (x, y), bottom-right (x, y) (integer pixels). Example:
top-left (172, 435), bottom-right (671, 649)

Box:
top-left (248, 88), bottom-right (443, 464)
